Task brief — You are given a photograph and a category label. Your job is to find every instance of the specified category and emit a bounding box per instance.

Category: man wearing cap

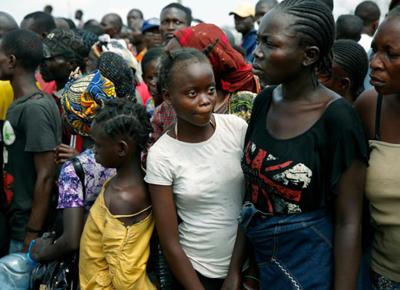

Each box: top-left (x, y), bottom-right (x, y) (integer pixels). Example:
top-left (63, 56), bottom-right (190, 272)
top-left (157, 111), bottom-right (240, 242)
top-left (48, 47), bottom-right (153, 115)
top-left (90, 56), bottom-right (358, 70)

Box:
top-left (40, 28), bottom-right (87, 102)
top-left (230, 3), bottom-right (257, 62)
top-left (136, 18), bottom-right (162, 62)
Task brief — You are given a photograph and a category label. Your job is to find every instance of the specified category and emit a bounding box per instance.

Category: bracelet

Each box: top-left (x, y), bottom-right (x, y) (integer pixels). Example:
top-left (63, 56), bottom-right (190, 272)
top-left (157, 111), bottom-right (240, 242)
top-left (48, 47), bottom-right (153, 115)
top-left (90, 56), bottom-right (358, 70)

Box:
top-left (26, 226), bottom-right (41, 234)
top-left (243, 275), bottom-right (260, 283)
top-left (26, 240), bottom-right (38, 267)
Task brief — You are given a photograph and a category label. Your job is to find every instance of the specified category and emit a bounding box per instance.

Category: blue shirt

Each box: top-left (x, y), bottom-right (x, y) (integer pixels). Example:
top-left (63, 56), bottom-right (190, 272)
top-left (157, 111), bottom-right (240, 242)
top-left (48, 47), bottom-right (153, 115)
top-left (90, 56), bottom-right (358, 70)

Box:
top-left (241, 29), bottom-right (257, 63)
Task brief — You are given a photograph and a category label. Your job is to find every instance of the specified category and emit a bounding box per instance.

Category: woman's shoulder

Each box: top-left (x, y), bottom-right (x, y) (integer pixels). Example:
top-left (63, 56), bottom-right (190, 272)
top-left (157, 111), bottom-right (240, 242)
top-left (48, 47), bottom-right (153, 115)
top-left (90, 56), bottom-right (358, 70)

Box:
top-left (353, 88), bottom-right (378, 139)
top-left (147, 133), bottom-right (176, 158)
top-left (216, 113), bottom-right (247, 127)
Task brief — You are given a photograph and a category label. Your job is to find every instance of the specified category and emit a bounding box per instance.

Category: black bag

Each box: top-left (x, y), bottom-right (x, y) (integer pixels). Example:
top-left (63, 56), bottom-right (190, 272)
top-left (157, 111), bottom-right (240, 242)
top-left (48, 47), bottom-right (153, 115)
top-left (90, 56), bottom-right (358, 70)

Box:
top-left (29, 158), bottom-right (85, 290)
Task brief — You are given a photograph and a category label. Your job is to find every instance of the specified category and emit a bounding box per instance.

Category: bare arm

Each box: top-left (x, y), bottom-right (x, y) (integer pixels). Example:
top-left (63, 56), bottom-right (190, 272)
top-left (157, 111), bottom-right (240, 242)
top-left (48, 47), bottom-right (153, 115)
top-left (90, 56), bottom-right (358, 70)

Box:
top-left (221, 227), bottom-right (247, 290)
top-left (149, 184), bottom-right (205, 290)
top-left (333, 159), bottom-right (365, 290)
top-left (30, 207), bottom-right (84, 262)
top-left (24, 151), bottom-right (57, 251)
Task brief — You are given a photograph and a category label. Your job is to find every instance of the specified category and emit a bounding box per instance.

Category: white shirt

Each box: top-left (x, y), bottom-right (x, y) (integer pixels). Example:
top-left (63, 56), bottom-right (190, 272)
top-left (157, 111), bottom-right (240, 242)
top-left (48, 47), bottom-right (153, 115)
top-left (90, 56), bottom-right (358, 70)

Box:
top-left (145, 114), bottom-right (247, 278)
top-left (359, 33), bottom-right (373, 52)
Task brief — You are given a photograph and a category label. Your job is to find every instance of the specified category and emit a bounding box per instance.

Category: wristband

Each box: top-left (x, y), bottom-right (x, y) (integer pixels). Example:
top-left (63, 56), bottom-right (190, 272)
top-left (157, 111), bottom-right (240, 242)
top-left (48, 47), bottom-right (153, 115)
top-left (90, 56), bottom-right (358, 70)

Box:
top-left (26, 240), bottom-right (38, 267)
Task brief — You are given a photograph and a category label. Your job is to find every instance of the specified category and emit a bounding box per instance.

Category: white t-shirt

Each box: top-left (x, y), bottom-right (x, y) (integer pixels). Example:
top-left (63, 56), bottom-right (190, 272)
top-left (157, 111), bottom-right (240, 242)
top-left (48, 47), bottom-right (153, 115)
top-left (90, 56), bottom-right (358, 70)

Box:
top-left (359, 33), bottom-right (373, 52)
top-left (145, 114), bottom-right (247, 278)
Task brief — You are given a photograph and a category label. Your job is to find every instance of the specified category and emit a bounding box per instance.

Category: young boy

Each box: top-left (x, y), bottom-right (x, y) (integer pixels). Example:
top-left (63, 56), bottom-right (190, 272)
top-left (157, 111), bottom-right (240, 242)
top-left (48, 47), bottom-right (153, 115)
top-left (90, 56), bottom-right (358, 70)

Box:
top-left (0, 29), bottom-right (61, 253)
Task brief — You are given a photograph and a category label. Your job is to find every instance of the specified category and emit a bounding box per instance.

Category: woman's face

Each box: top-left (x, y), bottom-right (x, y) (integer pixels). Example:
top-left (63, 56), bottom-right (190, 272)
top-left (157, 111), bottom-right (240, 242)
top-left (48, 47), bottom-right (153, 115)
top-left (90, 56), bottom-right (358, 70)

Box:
top-left (370, 17), bottom-right (400, 95)
top-left (166, 60), bottom-right (216, 127)
top-left (252, 10), bottom-right (305, 85)
top-left (91, 123), bottom-right (121, 168)
top-left (318, 61), bottom-right (353, 102)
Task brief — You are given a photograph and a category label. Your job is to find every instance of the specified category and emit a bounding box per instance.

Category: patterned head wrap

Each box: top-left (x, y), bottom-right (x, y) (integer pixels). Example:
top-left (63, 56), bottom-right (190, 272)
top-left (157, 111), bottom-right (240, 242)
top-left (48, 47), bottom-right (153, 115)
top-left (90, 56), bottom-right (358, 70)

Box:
top-left (62, 70), bottom-right (116, 136)
top-left (174, 23), bottom-right (259, 93)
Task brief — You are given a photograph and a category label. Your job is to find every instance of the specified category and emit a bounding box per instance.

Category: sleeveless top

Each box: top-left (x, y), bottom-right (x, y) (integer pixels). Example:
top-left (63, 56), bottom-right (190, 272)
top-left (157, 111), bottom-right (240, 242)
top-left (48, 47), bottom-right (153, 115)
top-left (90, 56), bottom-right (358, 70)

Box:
top-left (366, 94), bottom-right (400, 282)
top-left (79, 178), bottom-right (155, 290)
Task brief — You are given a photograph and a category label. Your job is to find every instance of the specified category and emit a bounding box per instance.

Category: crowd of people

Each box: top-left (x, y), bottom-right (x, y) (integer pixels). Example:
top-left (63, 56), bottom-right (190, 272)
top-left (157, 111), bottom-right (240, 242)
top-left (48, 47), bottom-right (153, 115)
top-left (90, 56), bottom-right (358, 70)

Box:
top-left (0, 0), bottom-right (399, 289)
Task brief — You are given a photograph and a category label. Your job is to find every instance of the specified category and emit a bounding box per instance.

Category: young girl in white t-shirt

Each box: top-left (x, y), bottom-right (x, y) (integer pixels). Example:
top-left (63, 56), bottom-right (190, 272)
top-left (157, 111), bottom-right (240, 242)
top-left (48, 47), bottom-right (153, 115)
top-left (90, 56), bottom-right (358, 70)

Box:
top-left (144, 48), bottom-right (247, 290)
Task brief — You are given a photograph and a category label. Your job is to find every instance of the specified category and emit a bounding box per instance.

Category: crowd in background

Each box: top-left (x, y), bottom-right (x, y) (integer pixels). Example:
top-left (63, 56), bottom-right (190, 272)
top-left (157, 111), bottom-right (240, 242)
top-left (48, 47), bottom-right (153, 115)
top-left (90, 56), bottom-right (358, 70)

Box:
top-left (0, 0), bottom-right (399, 289)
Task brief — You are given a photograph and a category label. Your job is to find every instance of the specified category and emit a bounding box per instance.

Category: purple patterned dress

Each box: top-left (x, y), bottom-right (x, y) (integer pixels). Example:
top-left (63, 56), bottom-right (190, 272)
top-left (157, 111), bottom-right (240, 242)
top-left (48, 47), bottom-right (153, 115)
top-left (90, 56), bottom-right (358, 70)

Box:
top-left (57, 148), bottom-right (116, 215)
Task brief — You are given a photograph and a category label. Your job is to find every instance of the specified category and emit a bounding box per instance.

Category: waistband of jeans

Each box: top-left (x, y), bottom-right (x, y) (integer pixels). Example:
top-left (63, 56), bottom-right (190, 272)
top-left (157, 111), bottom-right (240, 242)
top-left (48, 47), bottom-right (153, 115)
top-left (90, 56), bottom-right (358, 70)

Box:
top-left (242, 201), bottom-right (329, 223)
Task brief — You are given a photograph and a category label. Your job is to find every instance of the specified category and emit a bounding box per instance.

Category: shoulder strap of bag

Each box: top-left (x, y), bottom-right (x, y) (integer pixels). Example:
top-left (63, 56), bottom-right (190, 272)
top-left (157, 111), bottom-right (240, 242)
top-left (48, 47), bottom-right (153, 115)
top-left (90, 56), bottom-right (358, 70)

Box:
top-left (71, 157), bottom-right (86, 199)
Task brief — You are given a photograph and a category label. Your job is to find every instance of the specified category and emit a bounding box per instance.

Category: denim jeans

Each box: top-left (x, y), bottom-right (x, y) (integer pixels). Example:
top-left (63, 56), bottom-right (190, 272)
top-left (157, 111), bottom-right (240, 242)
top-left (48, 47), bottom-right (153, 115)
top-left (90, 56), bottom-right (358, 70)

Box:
top-left (240, 202), bottom-right (333, 290)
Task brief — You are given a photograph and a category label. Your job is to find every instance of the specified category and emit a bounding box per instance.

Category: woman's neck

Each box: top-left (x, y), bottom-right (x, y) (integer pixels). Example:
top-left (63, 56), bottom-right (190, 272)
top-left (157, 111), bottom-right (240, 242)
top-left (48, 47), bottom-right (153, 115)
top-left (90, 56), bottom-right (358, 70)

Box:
top-left (175, 115), bottom-right (215, 143)
top-left (279, 71), bottom-right (320, 102)
top-left (115, 154), bottom-right (143, 185)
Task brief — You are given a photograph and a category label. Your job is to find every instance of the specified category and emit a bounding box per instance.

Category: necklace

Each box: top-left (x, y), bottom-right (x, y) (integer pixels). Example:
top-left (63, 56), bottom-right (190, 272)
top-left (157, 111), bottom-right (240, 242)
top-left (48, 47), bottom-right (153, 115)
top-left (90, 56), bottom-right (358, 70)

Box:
top-left (174, 117), bottom-right (216, 141)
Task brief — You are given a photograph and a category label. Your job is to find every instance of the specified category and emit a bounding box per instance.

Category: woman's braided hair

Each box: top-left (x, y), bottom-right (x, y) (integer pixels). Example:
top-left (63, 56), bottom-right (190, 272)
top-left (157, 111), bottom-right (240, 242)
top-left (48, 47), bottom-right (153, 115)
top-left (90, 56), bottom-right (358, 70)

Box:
top-left (94, 98), bottom-right (152, 150)
top-left (333, 39), bottom-right (369, 100)
top-left (277, 0), bottom-right (335, 76)
top-left (158, 47), bottom-right (211, 93)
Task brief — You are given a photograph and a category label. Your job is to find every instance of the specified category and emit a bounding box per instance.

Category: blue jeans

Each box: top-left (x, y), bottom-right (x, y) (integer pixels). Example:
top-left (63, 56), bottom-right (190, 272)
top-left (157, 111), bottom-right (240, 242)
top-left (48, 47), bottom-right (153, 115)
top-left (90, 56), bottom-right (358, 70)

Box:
top-left (240, 202), bottom-right (333, 290)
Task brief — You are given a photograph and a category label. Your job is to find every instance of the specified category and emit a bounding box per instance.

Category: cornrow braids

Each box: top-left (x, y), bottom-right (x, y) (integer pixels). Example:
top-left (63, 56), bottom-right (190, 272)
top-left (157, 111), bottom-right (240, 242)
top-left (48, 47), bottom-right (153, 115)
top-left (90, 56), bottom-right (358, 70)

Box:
top-left (277, 0), bottom-right (335, 77)
top-left (332, 40), bottom-right (369, 99)
top-left (158, 47), bottom-right (210, 93)
top-left (94, 98), bottom-right (152, 150)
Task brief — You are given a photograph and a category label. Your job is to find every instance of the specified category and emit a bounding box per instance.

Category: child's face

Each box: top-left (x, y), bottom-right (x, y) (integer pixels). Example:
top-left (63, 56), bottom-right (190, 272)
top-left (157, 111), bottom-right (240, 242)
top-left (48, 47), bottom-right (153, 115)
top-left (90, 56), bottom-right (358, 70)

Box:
top-left (91, 123), bottom-right (120, 168)
top-left (166, 60), bottom-right (216, 127)
top-left (318, 61), bottom-right (352, 102)
top-left (143, 59), bottom-right (159, 98)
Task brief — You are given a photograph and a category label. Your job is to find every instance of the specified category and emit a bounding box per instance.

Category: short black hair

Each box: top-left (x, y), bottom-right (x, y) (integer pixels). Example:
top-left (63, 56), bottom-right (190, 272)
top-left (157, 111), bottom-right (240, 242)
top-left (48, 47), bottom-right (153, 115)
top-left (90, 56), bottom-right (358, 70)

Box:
top-left (128, 8), bottom-right (144, 19)
top-left (161, 3), bottom-right (192, 25)
top-left (63, 18), bottom-right (76, 29)
top-left (256, 0), bottom-right (278, 8)
top-left (1, 29), bottom-right (43, 71)
top-left (102, 13), bottom-right (123, 33)
top-left (0, 12), bottom-right (19, 35)
top-left (141, 47), bottom-right (164, 74)
top-left (336, 15), bottom-right (364, 41)
top-left (83, 21), bottom-right (104, 36)
top-left (22, 11), bottom-right (56, 35)
top-left (94, 98), bottom-right (152, 150)
top-left (355, 1), bottom-right (381, 25)
top-left (332, 39), bottom-right (369, 99)
top-left (277, 0), bottom-right (335, 74)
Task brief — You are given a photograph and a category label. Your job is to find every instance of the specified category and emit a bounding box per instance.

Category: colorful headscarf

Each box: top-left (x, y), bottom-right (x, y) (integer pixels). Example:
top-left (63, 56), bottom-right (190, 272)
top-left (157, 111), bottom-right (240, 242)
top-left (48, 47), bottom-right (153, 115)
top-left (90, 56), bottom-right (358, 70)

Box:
top-left (174, 23), bottom-right (259, 93)
top-left (62, 70), bottom-right (116, 136)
